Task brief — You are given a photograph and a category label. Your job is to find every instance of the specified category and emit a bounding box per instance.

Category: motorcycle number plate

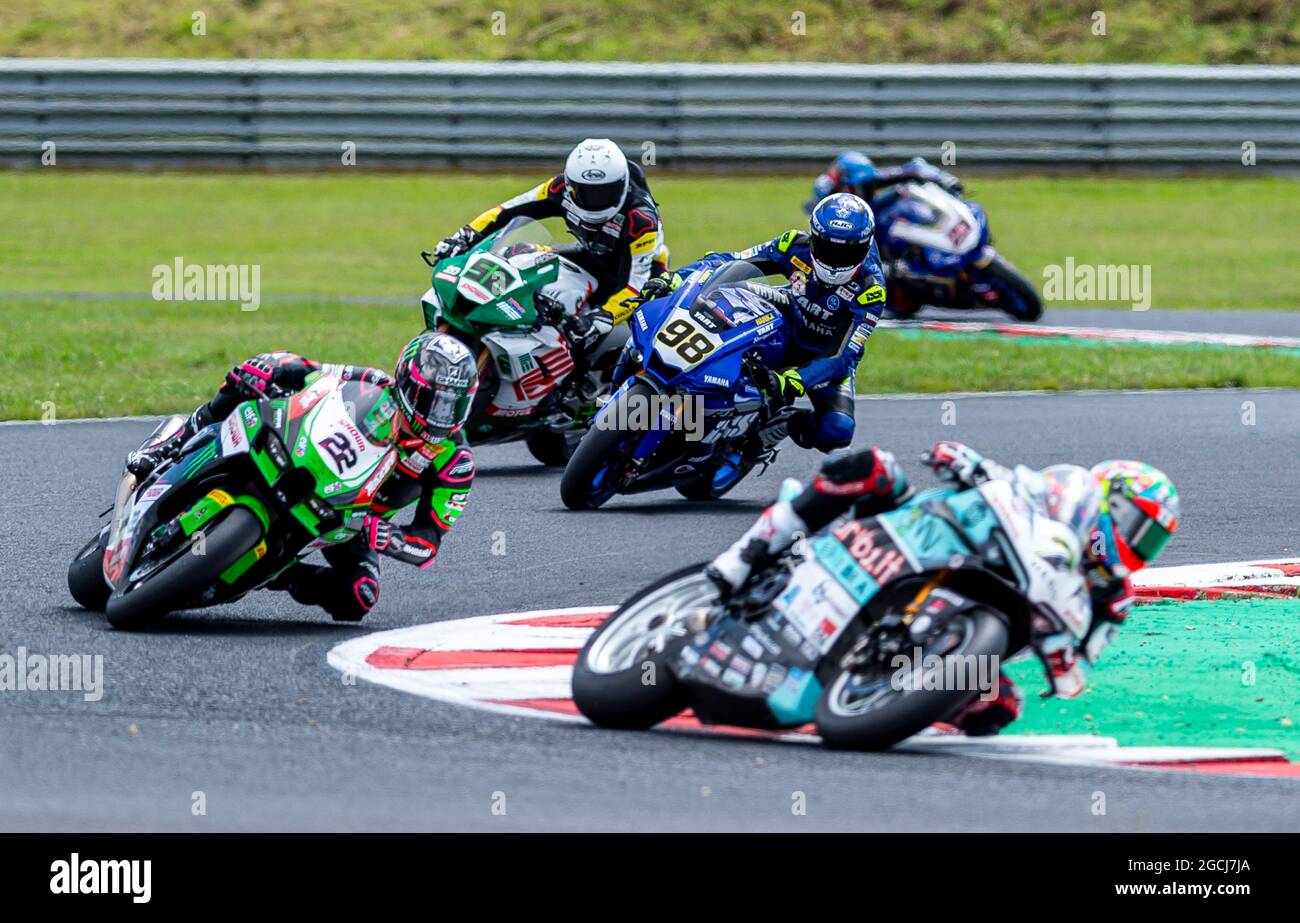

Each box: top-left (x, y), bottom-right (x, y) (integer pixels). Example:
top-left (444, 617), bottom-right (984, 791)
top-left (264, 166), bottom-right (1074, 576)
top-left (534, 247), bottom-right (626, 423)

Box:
top-left (772, 557), bottom-right (862, 654)
top-left (308, 390), bottom-right (393, 484)
top-left (457, 253), bottom-right (520, 304)
top-left (652, 307), bottom-right (724, 371)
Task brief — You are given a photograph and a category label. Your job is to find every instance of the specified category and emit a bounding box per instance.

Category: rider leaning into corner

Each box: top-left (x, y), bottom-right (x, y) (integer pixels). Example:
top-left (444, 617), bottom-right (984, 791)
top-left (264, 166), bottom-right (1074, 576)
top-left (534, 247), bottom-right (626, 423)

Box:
top-left (707, 442), bottom-right (1181, 736)
top-left (125, 332), bottom-right (478, 623)
top-left (640, 192), bottom-right (887, 454)
top-left (430, 138), bottom-right (670, 361)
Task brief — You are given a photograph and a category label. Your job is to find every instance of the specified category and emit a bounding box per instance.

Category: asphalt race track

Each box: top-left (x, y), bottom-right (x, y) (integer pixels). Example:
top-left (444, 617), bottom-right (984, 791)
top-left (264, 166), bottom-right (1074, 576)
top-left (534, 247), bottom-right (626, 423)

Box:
top-left (3, 388), bottom-right (1298, 831)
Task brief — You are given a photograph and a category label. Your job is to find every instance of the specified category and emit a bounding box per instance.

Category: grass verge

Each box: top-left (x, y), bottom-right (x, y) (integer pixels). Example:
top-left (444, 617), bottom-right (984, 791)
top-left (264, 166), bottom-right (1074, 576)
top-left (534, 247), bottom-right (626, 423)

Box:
top-left (4, 298), bottom-right (1299, 420)
top-left (2, 0), bottom-right (1298, 64)
top-left (1, 171), bottom-right (1298, 310)
top-left (1004, 598), bottom-right (1300, 761)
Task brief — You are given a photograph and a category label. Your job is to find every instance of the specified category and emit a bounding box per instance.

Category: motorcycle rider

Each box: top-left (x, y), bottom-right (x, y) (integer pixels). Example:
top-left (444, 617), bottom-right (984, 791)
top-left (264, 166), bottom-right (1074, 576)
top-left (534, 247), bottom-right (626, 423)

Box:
top-left (706, 441), bottom-right (1181, 735)
top-left (125, 332), bottom-right (478, 622)
top-left (430, 138), bottom-right (669, 360)
top-left (640, 192), bottom-right (886, 454)
top-left (804, 150), bottom-right (964, 214)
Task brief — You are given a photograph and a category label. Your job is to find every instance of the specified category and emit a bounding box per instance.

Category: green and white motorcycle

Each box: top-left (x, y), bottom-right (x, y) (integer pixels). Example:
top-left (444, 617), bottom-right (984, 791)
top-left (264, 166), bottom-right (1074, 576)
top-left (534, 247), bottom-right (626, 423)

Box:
top-left (67, 376), bottom-right (401, 629)
top-left (420, 217), bottom-right (628, 466)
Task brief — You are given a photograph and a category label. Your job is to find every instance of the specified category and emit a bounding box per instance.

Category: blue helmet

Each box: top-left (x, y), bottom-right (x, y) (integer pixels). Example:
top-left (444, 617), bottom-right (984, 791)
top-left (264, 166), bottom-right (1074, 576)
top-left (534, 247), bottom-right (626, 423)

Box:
top-left (834, 151), bottom-right (877, 188)
top-left (808, 193), bottom-right (875, 285)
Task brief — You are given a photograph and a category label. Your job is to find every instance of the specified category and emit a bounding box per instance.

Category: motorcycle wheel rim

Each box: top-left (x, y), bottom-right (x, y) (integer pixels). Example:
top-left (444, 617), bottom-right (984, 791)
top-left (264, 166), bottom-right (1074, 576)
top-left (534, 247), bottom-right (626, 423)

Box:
top-left (585, 571), bottom-right (718, 674)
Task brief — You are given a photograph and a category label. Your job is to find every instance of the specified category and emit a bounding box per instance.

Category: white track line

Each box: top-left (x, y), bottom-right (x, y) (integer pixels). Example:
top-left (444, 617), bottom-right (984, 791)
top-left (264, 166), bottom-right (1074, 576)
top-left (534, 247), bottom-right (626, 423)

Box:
top-left (888, 318), bottom-right (1300, 351)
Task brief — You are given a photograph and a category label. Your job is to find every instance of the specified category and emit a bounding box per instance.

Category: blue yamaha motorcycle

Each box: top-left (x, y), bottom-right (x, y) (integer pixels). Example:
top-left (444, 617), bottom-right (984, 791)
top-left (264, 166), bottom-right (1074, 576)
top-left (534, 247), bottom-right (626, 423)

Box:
top-left (559, 261), bottom-right (794, 510)
top-left (820, 178), bottom-right (1042, 322)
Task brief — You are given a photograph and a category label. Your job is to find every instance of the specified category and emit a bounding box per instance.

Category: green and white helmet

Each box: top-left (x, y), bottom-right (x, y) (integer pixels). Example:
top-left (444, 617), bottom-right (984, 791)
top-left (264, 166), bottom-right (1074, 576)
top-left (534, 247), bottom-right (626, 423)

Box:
top-left (393, 332), bottom-right (476, 445)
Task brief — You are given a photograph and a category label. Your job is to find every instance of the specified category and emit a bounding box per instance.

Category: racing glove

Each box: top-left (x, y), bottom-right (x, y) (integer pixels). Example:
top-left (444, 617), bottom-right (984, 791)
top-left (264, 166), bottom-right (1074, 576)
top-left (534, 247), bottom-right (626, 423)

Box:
top-left (561, 309), bottom-right (611, 353)
top-left (363, 515), bottom-right (440, 569)
top-left (431, 225), bottom-right (478, 262)
top-left (225, 354), bottom-right (303, 400)
top-left (635, 274), bottom-right (678, 303)
top-left (1080, 573), bottom-right (1134, 665)
top-left (761, 367), bottom-right (806, 405)
top-left (922, 441), bottom-right (988, 488)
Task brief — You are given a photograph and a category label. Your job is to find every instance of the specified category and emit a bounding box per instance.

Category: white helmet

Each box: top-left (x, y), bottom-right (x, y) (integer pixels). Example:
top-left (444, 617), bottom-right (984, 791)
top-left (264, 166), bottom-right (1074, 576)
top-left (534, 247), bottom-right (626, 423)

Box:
top-left (564, 139), bottom-right (629, 226)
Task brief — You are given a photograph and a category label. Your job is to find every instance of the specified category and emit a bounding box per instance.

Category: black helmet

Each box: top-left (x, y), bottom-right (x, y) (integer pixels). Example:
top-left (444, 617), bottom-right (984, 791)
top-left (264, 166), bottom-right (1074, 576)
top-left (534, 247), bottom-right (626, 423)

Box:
top-left (393, 332), bottom-right (476, 445)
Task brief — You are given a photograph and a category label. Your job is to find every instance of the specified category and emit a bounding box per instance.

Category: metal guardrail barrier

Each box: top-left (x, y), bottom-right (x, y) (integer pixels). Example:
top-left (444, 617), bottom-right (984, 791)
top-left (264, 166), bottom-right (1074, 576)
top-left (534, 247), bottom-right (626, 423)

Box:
top-left (2, 59), bottom-right (1297, 169)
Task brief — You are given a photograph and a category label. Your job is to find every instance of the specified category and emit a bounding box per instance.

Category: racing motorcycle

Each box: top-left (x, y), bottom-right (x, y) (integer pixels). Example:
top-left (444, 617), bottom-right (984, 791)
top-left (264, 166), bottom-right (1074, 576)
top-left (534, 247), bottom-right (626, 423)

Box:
top-left (420, 217), bottom-right (628, 466)
top-left (573, 477), bottom-right (1063, 750)
top-left (67, 376), bottom-right (400, 629)
top-left (559, 261), bottom-right (795, 510)
top-left (873, 180), bottom-right (1042, 322)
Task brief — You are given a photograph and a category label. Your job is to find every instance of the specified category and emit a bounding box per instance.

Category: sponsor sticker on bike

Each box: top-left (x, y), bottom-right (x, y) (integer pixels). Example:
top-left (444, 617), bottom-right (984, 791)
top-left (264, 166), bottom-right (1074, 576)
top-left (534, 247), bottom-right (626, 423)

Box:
top-left (219, 414), bottom-right (248, 456)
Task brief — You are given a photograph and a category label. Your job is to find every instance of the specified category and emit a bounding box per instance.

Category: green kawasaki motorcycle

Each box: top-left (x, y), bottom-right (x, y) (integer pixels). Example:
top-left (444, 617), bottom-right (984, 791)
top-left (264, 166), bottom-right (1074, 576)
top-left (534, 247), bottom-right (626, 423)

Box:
top-left (420, 217), bottom-right (628, 466)
top-left (67, 376), bottom-right (401, 629)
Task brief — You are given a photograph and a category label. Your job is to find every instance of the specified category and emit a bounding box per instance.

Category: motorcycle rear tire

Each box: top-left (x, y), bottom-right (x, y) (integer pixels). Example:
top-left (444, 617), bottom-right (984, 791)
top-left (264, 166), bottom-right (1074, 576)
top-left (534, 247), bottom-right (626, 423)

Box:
top-left (571, 564), bottom-right (704, 729)
top-left (526, 429), bottom-right (578, 467)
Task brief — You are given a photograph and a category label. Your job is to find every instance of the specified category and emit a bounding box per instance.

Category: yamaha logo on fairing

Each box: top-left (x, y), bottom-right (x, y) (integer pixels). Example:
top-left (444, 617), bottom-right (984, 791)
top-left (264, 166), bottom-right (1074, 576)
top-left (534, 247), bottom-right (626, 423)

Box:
top-left (581, 169), bottom-right (607, 181)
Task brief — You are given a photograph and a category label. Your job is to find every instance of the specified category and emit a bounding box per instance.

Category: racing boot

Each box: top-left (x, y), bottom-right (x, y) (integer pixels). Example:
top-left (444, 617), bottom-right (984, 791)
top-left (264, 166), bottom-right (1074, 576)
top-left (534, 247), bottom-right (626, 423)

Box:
top-left (125, 412), bottom-right (203, 477)
top-left (706, 499), bottom-right (808, 594)
top-left (785, 409), bottom-right (819, 450)
top-left (945, 672), bottom-right (1024, 736)
top-left (269, 559), bottom-right (380, 623)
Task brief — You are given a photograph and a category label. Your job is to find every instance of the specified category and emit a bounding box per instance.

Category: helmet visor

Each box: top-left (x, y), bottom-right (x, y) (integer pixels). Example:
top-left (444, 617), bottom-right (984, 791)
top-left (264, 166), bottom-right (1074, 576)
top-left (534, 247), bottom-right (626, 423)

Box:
top-left (400, 379), bottom-right (472, 442)
top-left (569, 178), bottom-right (625, 215)
top-left (1109, 492), bottom-right (1174, 564)
top-left (811, 236), bottom-right (870, 273)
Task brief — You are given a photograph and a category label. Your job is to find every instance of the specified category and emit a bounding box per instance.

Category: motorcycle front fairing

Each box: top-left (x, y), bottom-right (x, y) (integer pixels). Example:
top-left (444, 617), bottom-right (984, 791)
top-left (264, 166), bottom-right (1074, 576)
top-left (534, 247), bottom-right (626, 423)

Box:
top-left (876, 182), bottom-right (991, 278)
top-left (597, 267), bottom-right (786, 491)
top-left (101, 401), bottom-right (299, 602)
top-left (103, 422), bottom-right (232, 597)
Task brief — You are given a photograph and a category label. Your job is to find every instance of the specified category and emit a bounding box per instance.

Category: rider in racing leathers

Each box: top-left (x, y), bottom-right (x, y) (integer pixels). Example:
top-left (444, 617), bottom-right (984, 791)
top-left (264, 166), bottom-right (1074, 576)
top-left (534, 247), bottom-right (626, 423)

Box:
top-left (640, 192), bottom-right (886, 454)
top-left (125, 332), bottom-right (478, 622)
top-left (430, 138), bottom-right (670, 359)
top-left (706, 441), bottom-right (1181, 735)
top-left (805, 150), bottom-right (964, 215)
